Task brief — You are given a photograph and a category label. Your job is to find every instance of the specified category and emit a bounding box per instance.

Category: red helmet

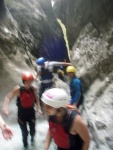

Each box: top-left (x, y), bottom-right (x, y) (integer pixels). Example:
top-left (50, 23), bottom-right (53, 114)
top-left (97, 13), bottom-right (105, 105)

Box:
top-left (22, 72), bottom-right (35, 81)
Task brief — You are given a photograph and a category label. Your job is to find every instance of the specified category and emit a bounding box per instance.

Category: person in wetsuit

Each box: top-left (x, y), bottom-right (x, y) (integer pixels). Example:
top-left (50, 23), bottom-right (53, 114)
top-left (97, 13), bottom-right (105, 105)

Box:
top-left (41, 88), bottom-right (90, 150)
top-left (66, 66), bottom-right (83, 108)
top-left (36, 57), bottom-right (71, 107)
top-left (2, 72), bottom-right (42, 148)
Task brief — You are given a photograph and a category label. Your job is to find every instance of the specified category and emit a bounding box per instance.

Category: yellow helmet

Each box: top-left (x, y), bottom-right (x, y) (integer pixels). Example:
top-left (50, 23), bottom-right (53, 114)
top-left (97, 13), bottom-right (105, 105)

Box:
top-left (66, 66), bottom-right (76, 73)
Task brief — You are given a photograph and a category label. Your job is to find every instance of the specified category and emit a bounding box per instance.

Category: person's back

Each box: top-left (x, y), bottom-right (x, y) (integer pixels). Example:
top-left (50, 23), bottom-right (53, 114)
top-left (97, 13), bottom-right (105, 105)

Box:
top-left (37, 61), bottom-right (54, 83)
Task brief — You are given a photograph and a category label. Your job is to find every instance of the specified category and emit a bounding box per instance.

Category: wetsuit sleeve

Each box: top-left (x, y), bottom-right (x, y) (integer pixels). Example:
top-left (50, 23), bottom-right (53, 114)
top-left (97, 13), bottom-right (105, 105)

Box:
top-left (70, 79), bottom-right (81, 105)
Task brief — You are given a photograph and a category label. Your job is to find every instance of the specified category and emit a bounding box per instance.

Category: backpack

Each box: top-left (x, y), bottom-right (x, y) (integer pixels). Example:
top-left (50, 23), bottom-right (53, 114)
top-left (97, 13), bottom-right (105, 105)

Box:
top-left (16, 86), bottom-right (35, 108)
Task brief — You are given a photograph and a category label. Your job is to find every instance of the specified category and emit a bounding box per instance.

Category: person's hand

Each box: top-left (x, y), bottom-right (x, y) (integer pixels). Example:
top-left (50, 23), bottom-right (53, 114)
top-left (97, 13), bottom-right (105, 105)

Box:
top-left (67, 104), bottom-right (77, 110)
top-left (38, 109), bottom-right (43, 116)
top-left (2, 108), bottom-right (9, 117)
top-left (2, 125), bottom-right (13, 140)
top-left (67, 104), bottom-right (81, 115)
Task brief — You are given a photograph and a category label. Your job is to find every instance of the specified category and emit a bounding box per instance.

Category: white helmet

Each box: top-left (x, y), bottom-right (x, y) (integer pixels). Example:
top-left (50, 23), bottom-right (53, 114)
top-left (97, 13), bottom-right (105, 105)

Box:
top-left (41, 88), bottom-right (70, 108)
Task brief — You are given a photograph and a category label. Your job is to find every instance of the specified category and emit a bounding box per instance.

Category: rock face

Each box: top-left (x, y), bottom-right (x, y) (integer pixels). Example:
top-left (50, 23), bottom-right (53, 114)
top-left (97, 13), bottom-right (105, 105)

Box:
top-left (53, 0), bottom-right (113, 49)
top-left (0, 0), bottom-right (113, 149)
top-left (0, 0), bottom-right (69, 102)
top-left (74, 25), bottom-right (113, 149)
top-left (54, 0), bottom-right (113, 149)
top-left (5, 0), bottom-right (69, 61)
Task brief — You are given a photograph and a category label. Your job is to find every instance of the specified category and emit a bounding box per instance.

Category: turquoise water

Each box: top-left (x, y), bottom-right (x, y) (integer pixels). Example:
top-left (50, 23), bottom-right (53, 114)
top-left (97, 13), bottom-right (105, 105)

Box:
top-left (0, 118), bottom-right (57, 150)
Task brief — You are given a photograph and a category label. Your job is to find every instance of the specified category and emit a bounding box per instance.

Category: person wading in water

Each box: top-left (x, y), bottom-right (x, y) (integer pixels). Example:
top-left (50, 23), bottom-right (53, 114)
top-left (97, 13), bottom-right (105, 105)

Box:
top-left (2, 72), bottom-right (42, 148)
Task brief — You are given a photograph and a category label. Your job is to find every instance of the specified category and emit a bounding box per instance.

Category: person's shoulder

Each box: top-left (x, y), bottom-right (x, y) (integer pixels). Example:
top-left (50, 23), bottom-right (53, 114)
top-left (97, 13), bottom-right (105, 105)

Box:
top-left (44, 61), bottom-right (50, 68)
top-left (31, 85), bottom-right (37, 90)
top-left (73, 114), bottom-right (85, 127)
top-left (73, 77), bottom-right (81, 83)
top-left (10, 85), bottom-right (20, 95)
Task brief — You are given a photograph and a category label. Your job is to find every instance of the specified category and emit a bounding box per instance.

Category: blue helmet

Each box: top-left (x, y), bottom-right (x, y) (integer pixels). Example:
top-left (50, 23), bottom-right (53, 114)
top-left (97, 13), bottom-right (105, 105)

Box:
top-left (60, 66), bottom-right (63, 69)
top-left (36, 57), bottom-right (45, 65)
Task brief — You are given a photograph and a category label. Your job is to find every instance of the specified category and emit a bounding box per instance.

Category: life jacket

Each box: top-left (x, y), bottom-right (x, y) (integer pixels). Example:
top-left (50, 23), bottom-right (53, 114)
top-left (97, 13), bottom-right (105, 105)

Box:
top-left (40, 67), bottom-right (53, 83)
top-left (16, 86), bottom-right (35, 109)
top-left (49, 110), bottom-right (83, 149)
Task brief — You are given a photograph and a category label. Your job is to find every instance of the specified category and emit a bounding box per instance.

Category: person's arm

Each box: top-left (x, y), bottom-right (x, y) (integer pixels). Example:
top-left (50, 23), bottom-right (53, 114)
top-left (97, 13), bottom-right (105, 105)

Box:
top-left (0, 115), bottom-right (13, 140)
top-left (33, 87), bottom-right (42, 116)
top-left (74, 115), bottom-right (90, 150)
top-left (70, 79), bottom-right (81, 107)
top-left (37, 70), bottom-right (41, 76)
top-left (50, 61), bottom-right (72, 67)
top-left (58, 62), bottom-right (72, 66)
top-left (2, 85), bottom-right (19, 116)
top-left (36, 66), bottom-right (41, 76)
top-left (44, 129), bottom-right (52, 150)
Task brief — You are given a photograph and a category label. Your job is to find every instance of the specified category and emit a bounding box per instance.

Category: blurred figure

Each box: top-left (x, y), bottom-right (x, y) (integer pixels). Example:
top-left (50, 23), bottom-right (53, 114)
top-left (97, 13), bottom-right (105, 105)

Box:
top-left (36, 57), bottom-right (72, 107)
top-left (0, 115), bottom-right (13, 140)
top-left (57, 66), bottom-right (65, 81)
top-left (41, 88), bottom-right (90, 150)
top-left (2, 72), bottom-right (42, 148)
top-left (66, 66), bottom-right (83, 108)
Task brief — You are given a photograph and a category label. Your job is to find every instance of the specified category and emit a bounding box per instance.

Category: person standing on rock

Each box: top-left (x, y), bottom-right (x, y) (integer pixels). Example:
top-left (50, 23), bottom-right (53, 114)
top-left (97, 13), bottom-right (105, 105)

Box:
top-left (66, 66), bottom-right (83, 108)
top-left (41, 88), bottom-right (90, 150)
top-left (36, 57), bottom-right (72, 107)
top-left (2, 72), bottom-right (42, 148)
top-left (0, 115), bottom-right (13, 140)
